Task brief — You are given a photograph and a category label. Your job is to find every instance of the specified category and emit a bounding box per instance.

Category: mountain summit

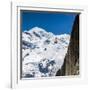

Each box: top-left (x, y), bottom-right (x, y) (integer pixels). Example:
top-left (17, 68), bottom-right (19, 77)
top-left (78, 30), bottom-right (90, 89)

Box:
top-left (22, 27), bottom-right (70, 78)
top-left (28, 27), bottom-right (47, 32)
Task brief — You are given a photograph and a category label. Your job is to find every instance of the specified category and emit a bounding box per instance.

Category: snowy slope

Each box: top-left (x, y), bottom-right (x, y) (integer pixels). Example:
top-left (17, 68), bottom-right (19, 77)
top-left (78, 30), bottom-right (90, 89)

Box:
top-left (22, 27), bottom-right (70, 78)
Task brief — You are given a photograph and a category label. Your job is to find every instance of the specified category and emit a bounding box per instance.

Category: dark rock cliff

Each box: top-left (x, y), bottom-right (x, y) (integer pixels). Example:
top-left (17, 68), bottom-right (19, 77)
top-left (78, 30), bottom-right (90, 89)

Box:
top-left (56, 14), bottom-right (79, 76)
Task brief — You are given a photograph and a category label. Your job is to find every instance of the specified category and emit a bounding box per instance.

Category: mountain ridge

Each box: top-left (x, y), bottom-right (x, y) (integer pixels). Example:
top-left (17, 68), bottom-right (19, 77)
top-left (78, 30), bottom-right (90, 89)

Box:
top-left (22, 27), bottom-right (70, 78)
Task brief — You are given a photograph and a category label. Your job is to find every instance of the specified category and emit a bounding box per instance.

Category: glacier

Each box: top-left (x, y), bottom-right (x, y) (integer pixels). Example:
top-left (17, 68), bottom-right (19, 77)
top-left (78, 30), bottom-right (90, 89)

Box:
top-left (22, 27), bottom-right (70, 78)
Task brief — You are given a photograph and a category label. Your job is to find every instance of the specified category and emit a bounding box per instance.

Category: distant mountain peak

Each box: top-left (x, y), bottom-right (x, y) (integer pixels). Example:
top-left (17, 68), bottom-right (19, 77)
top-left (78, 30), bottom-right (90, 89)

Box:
top-left (22, 27), bottom-right (70, 78)
top-left (28, 26), bottom-right (46, 33)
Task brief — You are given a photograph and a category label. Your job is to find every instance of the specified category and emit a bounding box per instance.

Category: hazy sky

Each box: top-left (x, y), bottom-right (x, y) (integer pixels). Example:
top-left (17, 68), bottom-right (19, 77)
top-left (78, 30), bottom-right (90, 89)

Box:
top-left (21, 10), bottom-right (77, 35)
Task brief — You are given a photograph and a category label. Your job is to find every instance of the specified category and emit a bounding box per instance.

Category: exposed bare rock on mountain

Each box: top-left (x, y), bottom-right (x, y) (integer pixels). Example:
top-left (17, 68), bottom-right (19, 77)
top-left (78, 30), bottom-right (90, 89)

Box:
top-left (56, 15), bottom-right (79, 76)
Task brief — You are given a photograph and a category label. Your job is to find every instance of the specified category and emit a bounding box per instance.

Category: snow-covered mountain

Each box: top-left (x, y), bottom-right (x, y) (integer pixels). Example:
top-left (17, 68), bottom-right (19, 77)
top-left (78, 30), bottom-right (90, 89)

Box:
top-left (22, 27), bottom-right (70, 78)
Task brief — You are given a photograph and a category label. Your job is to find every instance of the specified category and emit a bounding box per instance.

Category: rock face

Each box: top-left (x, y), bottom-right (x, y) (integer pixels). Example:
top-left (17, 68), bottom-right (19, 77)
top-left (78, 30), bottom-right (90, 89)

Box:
top-left (56, 15), bottom-right (79, 76)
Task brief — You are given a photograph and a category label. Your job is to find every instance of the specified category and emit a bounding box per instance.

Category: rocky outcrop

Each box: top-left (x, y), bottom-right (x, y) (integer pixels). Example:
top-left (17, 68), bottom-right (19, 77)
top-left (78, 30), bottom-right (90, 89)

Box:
top-left (56, 15), bottom-right (79, 76)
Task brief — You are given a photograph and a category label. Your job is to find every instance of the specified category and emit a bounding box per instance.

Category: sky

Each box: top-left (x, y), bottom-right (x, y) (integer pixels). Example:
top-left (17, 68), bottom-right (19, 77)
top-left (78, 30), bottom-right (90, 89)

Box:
top-left (21, 10), bottom-right (77, 35)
